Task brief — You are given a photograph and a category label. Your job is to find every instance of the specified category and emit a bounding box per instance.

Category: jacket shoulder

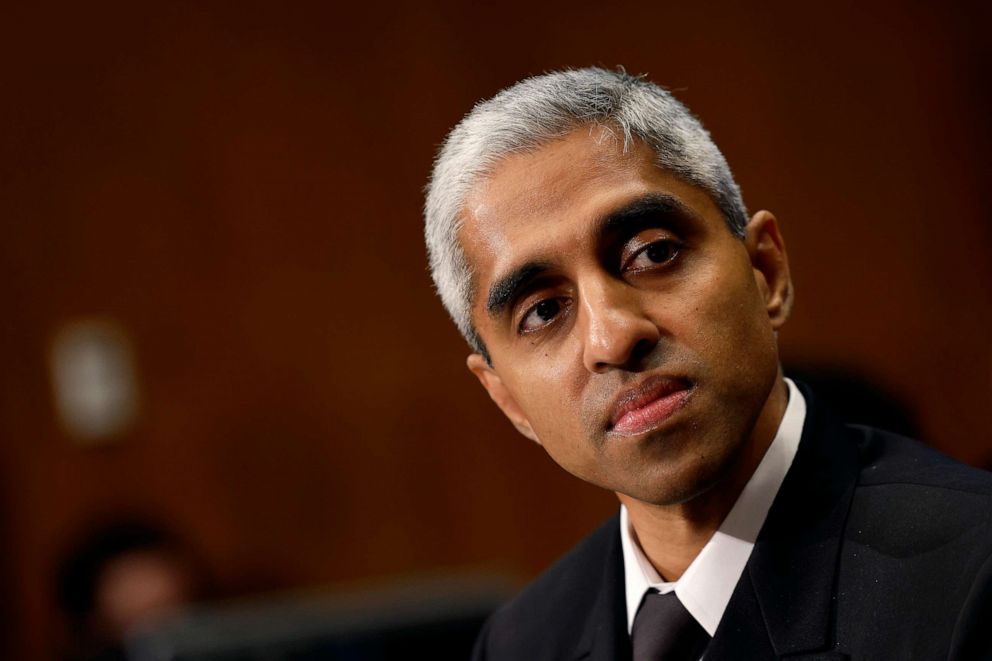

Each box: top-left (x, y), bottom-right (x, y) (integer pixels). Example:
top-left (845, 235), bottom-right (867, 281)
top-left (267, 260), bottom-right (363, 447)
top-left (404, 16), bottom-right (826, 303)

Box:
top-left (836, 426), bottom-right (992, 657)
top-left (851, 425), bottom-right (992, 495)
top-left (473, 514), bottom-right (619, 660)
top-left (847, 426), bottom-right (992, 552)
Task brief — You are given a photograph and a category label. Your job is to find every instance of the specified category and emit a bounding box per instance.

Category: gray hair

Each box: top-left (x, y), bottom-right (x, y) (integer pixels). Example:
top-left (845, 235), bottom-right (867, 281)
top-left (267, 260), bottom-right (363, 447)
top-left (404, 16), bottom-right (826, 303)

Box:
top-left (424, 67), bottom-right (747, 355)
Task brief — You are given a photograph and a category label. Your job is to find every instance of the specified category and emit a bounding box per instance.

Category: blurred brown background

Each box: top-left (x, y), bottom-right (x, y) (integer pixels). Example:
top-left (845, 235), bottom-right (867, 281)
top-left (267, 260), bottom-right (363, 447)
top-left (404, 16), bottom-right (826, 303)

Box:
top-left (1, 1), bottom-right (989, 658)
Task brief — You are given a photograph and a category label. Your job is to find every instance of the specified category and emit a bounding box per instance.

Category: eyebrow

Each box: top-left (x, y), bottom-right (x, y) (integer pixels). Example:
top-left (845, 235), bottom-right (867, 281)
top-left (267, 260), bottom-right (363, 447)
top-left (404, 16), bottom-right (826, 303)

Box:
top-left (483, 193), bottom-right (694, 319)
top-left (486, 261), bottom-right (552, 319)
top-left (598, 193), bottom-right (691, 237)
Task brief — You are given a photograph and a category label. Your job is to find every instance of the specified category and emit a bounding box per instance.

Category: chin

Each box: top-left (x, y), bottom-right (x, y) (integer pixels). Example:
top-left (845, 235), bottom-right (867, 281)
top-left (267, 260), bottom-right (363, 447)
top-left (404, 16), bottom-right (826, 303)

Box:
top-left (620, 437), bottom-right (741, 507)
top-left (637, 473), bottom-right (723, 507)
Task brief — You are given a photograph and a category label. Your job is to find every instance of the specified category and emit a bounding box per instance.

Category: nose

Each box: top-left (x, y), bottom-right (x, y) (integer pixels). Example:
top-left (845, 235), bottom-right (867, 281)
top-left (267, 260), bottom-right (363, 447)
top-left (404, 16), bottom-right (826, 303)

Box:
top-left (579, 278), bottom-right (661, 373)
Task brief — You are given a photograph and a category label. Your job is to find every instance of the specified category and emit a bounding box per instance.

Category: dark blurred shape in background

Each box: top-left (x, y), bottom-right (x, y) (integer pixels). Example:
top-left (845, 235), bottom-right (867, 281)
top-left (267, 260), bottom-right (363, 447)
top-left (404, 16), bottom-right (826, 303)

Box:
top-left (56, 518), bottom-right (208, 661)
top-left (784, 366), bottom-right (921, 440)
top-left (0, 1), bottom-right (989, 658)
top-left (125, 572), bottom-right (509, 661)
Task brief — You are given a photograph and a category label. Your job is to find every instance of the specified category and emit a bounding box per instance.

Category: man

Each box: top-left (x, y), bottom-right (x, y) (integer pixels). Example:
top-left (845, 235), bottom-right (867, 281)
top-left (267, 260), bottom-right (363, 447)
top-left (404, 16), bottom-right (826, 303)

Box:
top-left (423, 68), bottom-right (992, 660)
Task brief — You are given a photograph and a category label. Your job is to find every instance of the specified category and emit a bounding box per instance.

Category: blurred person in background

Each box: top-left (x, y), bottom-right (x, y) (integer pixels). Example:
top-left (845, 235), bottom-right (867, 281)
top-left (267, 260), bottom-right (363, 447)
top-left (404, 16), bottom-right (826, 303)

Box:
top-left (55, 519), bottom-right (207, 661)
top-left (424, 67), bottom-right (992, 660)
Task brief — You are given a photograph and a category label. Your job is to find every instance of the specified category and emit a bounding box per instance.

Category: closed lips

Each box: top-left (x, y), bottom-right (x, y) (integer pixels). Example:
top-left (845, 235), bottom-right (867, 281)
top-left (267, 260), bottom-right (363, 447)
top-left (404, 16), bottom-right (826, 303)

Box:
top-left (608, 376), bottom-right (692, 435)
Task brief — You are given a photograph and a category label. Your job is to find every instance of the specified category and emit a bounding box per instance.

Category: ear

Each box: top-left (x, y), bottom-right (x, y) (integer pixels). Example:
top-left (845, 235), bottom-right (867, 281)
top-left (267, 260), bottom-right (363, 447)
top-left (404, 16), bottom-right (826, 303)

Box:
top-left (466, 353), bottom-right (541, 444)
top-left (745, 210), bottom-right (793, 330)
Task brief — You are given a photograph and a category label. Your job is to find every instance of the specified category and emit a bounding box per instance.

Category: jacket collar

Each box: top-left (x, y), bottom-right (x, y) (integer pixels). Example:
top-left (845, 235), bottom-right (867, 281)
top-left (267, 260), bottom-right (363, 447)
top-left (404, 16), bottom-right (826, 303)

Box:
top-left (577, 382), bottom-right (860, 660)
top-left (574, 514), bottom-right (631, 660)
top-left (713, 381), bottom-right (860, 658)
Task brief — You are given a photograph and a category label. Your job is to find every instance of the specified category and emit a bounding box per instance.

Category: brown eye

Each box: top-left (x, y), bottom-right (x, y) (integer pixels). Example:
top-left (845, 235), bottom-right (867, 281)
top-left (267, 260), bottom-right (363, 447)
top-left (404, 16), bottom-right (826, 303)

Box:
top-left (626, 239), bottom-right (681, 271)
top-left (520, 298), bottom-right (563, 333)
top-left (646, 242), bottom-right (676, 263)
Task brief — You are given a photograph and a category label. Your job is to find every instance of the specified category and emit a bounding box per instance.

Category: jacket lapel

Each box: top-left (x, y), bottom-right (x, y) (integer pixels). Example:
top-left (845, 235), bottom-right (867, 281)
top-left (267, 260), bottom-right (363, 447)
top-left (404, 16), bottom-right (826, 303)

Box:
top-left (709, 384), bottom-right (860, 659)
top-left (573, 515), bottom-right (631, 661)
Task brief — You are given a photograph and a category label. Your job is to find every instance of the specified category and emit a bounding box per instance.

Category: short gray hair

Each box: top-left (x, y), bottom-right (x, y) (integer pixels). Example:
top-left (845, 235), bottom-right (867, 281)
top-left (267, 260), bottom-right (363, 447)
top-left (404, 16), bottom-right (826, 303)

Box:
top-left (424, 67), bottom-right (747, 355)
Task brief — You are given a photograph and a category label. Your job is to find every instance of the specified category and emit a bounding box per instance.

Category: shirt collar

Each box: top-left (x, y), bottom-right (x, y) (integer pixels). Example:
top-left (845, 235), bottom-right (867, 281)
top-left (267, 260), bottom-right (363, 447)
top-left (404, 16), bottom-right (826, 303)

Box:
top-left (620, 378), bottom-right (807, 636)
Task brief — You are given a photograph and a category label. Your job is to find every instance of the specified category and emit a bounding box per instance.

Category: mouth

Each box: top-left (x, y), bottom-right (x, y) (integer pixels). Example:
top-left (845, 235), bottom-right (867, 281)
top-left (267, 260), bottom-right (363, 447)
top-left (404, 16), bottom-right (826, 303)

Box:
top-left (607, 375), bottom-right (694, 436)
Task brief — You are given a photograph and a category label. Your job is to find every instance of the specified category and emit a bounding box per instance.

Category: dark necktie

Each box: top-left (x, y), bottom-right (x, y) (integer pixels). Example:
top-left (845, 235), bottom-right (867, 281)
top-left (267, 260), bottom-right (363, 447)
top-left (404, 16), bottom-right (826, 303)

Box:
top-left (631, 590), bottom-right (711, 661)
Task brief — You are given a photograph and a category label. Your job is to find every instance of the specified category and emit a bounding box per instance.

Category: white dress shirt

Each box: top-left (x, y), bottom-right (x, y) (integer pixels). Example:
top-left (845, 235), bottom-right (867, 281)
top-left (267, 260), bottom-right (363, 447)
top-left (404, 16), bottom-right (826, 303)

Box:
top-left (620, 378), bottom-right (807, 636)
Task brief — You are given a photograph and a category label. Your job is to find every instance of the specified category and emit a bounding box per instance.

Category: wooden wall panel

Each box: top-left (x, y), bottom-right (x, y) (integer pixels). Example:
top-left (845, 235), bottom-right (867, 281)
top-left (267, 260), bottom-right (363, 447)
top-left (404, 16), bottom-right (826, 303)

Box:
top-left (1, 2), bottom-right (988, 657)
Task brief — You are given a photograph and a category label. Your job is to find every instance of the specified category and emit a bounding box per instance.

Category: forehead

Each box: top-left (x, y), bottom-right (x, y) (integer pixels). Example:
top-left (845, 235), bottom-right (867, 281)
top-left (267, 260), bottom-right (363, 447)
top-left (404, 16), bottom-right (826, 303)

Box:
top-left (459, 126), bottom-right (721, 304)
top-left (463, 127), bottom-right (647, 250)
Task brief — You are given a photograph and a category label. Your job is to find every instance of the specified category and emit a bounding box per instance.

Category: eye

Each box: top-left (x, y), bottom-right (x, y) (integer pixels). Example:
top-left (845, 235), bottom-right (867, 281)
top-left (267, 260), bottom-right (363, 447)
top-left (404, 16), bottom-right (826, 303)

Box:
top-left (519, 298), bottom-right (565, 333)
top-left (624, 238), bottom-right (682, 272)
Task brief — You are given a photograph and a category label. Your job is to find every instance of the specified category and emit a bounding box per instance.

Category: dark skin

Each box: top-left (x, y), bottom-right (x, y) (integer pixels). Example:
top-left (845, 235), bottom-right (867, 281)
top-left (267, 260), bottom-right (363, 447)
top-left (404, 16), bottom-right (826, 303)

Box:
top-left (460, 126), bottom-right (793, 580)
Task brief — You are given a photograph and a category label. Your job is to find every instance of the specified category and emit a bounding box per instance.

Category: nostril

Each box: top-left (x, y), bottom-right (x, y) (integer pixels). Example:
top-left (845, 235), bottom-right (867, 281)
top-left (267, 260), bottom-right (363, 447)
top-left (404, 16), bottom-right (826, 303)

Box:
top-left (629, 337), bottom-right (658, 368)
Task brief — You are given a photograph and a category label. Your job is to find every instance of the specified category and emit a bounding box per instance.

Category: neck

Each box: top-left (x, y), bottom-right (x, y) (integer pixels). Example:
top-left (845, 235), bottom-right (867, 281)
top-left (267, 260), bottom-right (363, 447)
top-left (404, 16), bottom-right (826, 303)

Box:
top-left (618, 375), bottom-right (789, 581)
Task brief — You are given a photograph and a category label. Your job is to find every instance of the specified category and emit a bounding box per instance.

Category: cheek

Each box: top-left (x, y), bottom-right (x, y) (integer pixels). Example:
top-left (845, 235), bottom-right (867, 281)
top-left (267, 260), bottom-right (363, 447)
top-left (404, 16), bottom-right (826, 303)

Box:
top-left (503, 339), bottom-right (581, 419)
top-left (515, 370), bottom-right (580, 436)
top-left (506, 359), bottom-right (601, 462)
top-left (686, 263), bottom-right (777, 372)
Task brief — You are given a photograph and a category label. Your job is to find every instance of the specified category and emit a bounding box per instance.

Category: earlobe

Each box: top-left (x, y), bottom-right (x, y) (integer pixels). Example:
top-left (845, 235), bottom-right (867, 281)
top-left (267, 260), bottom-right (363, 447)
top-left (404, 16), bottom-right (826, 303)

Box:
top-left (466, 353), bottom-right (542, 444)
top-left (745, 211), bottom-right (793, 329)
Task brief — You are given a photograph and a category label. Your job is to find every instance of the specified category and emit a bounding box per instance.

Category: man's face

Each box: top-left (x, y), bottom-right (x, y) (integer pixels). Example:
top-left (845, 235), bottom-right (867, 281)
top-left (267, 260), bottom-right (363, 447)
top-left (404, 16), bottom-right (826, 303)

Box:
top-left (460, 126), bottom-right (791, 506)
